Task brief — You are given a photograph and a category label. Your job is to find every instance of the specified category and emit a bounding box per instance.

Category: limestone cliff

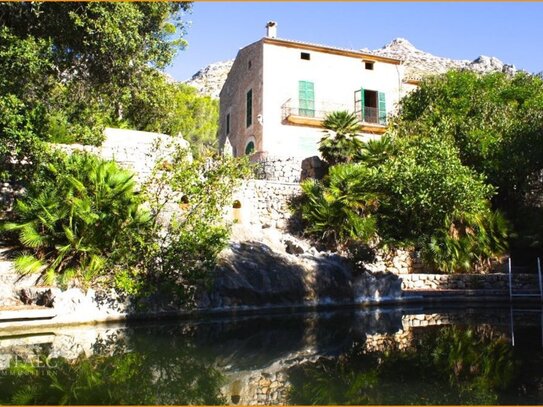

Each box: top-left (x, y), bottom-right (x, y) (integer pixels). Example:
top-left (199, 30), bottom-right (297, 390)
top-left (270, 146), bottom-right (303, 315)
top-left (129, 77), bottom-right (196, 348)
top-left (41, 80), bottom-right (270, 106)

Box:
top-left (364, 38), bottom-right (516, 81)
top-left (184, 60), bottom-right (234, 99)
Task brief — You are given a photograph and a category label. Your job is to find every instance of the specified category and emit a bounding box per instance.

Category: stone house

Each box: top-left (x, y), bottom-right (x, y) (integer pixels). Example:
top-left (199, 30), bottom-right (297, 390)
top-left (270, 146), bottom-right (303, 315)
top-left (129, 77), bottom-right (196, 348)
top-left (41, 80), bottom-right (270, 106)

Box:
top-left (219, 21), bottom-right (418, 160)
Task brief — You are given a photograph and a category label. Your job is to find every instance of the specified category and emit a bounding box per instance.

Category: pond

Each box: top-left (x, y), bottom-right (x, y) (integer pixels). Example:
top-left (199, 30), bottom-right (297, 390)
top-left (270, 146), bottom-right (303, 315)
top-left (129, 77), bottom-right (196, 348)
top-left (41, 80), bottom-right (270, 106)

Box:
top-left (1, 304), bottom-right (543, 405)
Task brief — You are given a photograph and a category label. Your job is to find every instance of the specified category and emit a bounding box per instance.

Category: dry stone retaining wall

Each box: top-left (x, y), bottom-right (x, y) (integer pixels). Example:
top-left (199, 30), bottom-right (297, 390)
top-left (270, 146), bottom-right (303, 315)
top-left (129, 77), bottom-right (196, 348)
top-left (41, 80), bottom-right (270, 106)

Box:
top-left (232, 180), bottom-right (301, 230)
top-left (401, 273), bottom-right (538, 291)
top-left (252, 156), bottom-right (303, 183)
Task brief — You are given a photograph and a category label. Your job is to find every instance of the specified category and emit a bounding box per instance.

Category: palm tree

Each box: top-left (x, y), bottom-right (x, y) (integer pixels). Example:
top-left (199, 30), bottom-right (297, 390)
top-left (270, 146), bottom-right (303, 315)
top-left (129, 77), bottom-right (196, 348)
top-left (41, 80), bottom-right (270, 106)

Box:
top-left (319, 111), bottom-right (363, 165)
top-left (355, 135), bottom-right (396, 167)
top-left (300, 164), bottom-right (378, 247)
top-left (3, 152), bottom-right (151, 285)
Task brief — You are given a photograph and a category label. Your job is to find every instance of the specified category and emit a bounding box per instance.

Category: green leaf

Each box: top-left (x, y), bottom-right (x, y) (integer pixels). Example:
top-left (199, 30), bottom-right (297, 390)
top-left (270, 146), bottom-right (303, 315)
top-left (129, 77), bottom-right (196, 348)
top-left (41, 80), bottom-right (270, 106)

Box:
top-left (14, 254), bottom-right (44, 274)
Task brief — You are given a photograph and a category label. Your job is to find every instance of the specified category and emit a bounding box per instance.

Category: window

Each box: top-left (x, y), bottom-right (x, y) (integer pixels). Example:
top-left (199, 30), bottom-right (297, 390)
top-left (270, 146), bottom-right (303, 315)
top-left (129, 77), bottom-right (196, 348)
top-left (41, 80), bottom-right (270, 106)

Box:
top-left (246, 89), bottom-right (252, 127)
top-left (364, 61), bottom-right (374, 70)
top-left (298, 80), bottom-right (315, 117)
top-left (245, 141), bottom-right (255, 155)
top-left (226, 113), bottom-right (230, 135)
top-left (355, 88), bottom-right (386, 125)
top-left (248, 60), bottom-right (252, 69)
top-left (300, 52), bottom-right (311, 60)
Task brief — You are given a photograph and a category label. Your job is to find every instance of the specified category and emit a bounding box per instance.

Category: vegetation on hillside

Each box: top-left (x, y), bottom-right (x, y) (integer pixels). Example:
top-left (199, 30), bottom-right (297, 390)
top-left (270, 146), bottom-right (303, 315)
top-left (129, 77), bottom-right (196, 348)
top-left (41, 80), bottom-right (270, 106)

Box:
top-left (392, 71), bottom-right (543, 258)
top-left (0, 1), bottom-right (218, 186)
top-left (300, 70), bottom-right (543, 272)
top-left (301, 121), bottom-right (508, 273)
top-left (0, 2), bottom-right (247, 304)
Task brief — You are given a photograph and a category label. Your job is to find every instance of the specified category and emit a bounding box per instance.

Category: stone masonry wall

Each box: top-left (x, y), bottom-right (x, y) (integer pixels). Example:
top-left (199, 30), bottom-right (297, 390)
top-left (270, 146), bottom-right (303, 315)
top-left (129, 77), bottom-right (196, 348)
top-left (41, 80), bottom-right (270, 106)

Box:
top-left (401, 273), bottom-right (539, 291)
top-left (252, 156), bottom-right (303, 183)
top-left (251, 155), bottom-right (328, 184)
top-left (232, 180), bottom-right (301, 230)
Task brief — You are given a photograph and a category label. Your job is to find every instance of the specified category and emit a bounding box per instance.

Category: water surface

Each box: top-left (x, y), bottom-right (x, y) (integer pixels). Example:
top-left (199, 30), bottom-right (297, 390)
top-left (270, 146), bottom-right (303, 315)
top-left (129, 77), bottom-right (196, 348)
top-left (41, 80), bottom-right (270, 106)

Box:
top-left (1, 305), bottom-right (542, 405)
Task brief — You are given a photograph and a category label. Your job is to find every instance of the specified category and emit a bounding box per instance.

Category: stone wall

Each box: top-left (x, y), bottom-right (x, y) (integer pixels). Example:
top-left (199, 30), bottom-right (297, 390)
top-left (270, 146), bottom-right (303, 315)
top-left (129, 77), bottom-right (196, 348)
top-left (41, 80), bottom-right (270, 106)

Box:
top-left (0, 182), bottom-right (24, 218)
top-left (55, 128), bottom-right (188, 183)
top-left (401, 273), bottom-right (539, 291)
top-left (252, 156), bottom-right (303, 183)
top-left (232, 180), bottom-right (301, 230)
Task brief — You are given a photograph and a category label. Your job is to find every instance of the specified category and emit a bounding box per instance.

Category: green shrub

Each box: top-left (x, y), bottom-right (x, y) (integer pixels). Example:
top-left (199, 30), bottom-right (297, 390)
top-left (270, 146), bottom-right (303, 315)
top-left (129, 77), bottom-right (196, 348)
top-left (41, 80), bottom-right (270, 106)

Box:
top-left (301, 126), bottom-right (508, 273)
top-left (3, 151), bottom-right (150, 286)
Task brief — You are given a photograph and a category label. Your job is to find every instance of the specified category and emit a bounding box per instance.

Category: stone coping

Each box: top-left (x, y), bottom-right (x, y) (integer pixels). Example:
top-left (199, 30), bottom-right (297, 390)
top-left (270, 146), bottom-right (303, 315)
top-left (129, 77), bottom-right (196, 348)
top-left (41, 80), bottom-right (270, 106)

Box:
top-left (0, 306), bottom-right (56, 322)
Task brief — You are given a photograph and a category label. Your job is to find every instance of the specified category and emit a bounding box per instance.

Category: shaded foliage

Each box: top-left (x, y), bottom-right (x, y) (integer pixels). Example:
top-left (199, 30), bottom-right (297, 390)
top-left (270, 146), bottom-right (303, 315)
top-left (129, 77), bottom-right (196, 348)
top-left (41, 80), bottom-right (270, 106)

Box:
top-left (300, 133), bottom-right (507, 273)
top-left (392, 70), bottom-right (543, 253)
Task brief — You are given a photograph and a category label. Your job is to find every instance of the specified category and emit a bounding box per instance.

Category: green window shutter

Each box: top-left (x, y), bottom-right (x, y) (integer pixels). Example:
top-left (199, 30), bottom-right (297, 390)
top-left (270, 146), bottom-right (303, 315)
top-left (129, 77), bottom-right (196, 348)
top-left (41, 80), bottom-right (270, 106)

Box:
top-left (378, 91), bottom-right (386, 125)
top-left (246, 89), bottom-right (252, 127)
top-left (298, 80), bottom-right (315, 117)
top-left (360, 87), bottom-right (365, 121)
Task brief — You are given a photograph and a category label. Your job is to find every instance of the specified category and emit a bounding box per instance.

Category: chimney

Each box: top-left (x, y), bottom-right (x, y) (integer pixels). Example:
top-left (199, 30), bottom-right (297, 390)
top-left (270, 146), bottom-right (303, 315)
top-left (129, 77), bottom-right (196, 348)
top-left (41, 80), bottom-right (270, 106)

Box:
top-left (266, 21), bottom-right (277, 38)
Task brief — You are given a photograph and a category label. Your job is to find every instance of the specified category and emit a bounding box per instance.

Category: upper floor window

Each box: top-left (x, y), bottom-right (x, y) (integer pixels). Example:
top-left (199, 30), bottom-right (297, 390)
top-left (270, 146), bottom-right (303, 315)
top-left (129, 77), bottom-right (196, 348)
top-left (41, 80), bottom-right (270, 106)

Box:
top-left (246, 89), bottom-right (253, 127)
top-left (365, 61), bottom-right (375, 70)
top-left (226, 113), bottom-right (230, 135)
top-left (298, 80), bottom-right (315, 117)
top-left (300, 52), bottom-right (311, 60)
top-left (248, 60), bottom-right (252, 70)
top-left (355, 88), bottom-right (386, 125)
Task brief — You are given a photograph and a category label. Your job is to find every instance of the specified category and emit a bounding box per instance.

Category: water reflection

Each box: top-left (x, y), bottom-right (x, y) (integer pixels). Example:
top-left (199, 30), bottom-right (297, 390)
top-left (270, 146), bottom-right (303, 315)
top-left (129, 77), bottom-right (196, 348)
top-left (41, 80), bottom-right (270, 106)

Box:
top-left (0, 306), bottom-right (542, 405)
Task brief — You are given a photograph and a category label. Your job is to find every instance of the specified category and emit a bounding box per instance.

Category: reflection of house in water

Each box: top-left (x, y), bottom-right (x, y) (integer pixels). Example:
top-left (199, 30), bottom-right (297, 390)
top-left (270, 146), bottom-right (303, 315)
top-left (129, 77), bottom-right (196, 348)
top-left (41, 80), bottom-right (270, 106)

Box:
top-left (219, 21), bottom-right (418, 160)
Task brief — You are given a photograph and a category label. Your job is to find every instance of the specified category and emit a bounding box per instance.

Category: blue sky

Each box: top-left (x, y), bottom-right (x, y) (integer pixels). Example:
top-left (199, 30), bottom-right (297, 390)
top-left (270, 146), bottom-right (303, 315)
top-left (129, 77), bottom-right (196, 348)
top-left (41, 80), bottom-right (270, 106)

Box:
top-left (166, 2), bottom-right (543, 81)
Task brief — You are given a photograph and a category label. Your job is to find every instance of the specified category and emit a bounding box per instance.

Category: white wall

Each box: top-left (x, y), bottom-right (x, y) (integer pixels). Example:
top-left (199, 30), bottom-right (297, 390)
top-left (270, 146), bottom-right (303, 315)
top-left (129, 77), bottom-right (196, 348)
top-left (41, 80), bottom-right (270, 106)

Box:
top-left (261, 42), bottom-right (407, 157)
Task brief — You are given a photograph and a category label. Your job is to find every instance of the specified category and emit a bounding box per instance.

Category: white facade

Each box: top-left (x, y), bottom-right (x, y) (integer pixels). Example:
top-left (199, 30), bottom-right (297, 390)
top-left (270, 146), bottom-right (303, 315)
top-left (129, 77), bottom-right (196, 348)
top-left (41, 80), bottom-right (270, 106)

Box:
top-left (220, 31), bottom-right (415, 159)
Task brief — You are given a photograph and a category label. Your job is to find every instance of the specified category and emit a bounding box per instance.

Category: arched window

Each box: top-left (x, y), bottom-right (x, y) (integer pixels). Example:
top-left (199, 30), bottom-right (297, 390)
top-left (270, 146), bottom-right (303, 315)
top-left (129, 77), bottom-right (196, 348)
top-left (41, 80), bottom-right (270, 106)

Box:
top-left (245, 141), bottom-right (255, 155)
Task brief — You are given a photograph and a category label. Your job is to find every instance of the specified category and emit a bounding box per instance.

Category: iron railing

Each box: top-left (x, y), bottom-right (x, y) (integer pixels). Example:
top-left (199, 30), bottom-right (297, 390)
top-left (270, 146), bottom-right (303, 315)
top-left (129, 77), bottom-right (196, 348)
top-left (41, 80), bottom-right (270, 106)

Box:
top-left (282, 98), bottom-right (386, 125)
top-left (281, 98), bottom-right (350, 121)
top-left (357, 107), bottom-right (379, 124)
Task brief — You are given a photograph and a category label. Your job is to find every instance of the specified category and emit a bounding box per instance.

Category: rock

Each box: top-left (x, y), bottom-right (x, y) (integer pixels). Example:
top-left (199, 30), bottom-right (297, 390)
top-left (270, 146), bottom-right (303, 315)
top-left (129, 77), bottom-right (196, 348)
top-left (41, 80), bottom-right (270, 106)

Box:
top-left (285, 240), bottom-right (304, 255)
top-left (366, 38), bottom-right (516, 81)
top-left (36, 289), bottom-right (54, 307)
top-left (184, 60), bottom-right (234, 99)
top-left (207, 240), bottom-right (357, 308)
top-left (19, 289), bottom-right (32, 305)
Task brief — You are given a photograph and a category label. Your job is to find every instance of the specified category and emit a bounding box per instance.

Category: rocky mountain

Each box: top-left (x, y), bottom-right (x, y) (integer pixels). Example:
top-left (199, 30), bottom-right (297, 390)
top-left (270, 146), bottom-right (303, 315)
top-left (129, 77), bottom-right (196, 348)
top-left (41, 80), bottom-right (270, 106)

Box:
top-left (184, 60), bottom-right (234, 99)
top-left (184, 38), bottom-right (516, 98)
top-left (364, 38), bottom-right (516, 81)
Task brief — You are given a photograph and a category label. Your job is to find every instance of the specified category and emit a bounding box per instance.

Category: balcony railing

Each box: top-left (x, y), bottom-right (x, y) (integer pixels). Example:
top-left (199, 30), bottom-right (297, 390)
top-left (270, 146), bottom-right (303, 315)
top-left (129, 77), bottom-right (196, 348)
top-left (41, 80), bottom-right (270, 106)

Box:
top-left (281, 98), bottom-right (350, 121)
top-left (282, 98), bottom-right (386, 125)
top-left (356, 107), bottom-right (380, 124)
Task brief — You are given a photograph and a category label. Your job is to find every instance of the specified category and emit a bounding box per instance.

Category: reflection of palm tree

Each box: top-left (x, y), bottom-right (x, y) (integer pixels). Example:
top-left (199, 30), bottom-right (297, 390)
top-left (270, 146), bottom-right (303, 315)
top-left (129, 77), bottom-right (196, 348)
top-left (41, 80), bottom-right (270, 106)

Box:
top-left (288, 356), bottom-right (381, 405)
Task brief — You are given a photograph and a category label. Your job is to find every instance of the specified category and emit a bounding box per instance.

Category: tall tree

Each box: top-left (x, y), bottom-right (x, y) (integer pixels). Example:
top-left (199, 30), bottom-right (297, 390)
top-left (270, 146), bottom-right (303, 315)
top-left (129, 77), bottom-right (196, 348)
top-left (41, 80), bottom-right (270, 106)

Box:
top-left (0, 2), bottom-right (192, 181)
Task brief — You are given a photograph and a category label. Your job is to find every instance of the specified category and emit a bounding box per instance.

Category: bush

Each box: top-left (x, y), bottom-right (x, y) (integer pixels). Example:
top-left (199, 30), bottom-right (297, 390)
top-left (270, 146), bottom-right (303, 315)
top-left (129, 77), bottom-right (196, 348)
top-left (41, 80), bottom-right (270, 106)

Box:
top-left (392, 71), bottom-right (543, 252)
top-left (300, 130), bottom-right (508, 273)
top-left (139, 143), bottom-right (251, 305)
top-left (2, 151), bottom-right (151, 286)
